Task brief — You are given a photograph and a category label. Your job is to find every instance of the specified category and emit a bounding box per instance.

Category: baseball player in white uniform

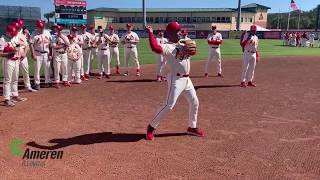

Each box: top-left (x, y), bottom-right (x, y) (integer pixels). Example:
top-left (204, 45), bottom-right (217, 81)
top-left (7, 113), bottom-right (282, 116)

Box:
top-left (96, 26), bottom-right (111, 79)
top-left (309, 33), bottom-right (315, 48)
top-left (120, 24), bottom-right (141, 76)
top-left (205, 24), bottom-right (223, 78)
top-left (15, 19), bottom-right (37, 92)
top-left (70, 26), bottom-right (84, 82)
top-left (240, 25), bottom-right (259, 87)
top-left (89, 25), bottom-right (99, 76)
top-left (30, 20), bottom-right (53, 90)
top-left (0, 24), bottom-right (27, 107)
top-left (52, 25), bottom-right (70, 88)
top-left (80, 24), bottom-right (93, 79)
top-left (155, 28), bottom-right (168, 82)
top-left (108, 25), bottom-right (121, 75)
top-left (145, 22), bottom-right (205, 141)
top-left (67, 34), bottom-right (82, 84)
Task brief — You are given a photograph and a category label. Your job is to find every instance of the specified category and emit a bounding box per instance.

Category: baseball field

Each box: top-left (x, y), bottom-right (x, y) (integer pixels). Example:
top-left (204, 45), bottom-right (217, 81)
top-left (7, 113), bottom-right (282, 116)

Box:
top-left (0, 39), bottom-right (320, 179)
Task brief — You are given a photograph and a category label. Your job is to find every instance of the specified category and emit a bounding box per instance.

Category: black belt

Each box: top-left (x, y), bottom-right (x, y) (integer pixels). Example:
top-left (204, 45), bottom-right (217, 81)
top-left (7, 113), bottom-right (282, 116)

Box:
top-left (126, 47), bottom-right (133, 48)
top-left (110, 46), bottom-right (118, 48)
top-left (246, 50), bottom-right (256, 53)
top-left (211, 47), bottom-right (219, 49)
top-left (35, 50), bottom-right (48, 54)
top-left (56, 51), bottom-right (66, 54)
top-left (176, 73), bottom-right (189, 77)
top-left (99, 48), bottom-right (108, 50)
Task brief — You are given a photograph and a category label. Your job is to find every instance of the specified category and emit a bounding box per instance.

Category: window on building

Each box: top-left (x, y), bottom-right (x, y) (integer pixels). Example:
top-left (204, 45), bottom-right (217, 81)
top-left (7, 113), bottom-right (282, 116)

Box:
top-left (205, 17), bottom-right (210, 22)
top-left (192, 17), bottom-right (197, 23)
top-left (159, 17), bottom-right (164, 23)
top-left (221, 17), bottom-right (226, 23)
top-left (201, 17), bottom-right (205, 23)
top-left (241, 17), bottom-right (243, 22)
top-left (212, 17), bottom-right (216, 23)
top-left (187, 17), bottom-right (191, 23)
top-left (249, 18), bottom-right (253, 22)
top-left (226, 17), bottom-right (231, 23)
top-left (119, 17), bottom-right (124, 23)
top-left (155, 17), bottom-right (159, 23)
top-left (217, 17), bottom-right (221, 23)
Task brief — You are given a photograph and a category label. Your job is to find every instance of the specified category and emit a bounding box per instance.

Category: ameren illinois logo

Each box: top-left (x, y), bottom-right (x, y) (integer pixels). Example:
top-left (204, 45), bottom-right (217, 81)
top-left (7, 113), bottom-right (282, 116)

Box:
top-left (9, 138), bottom-right (64, 167)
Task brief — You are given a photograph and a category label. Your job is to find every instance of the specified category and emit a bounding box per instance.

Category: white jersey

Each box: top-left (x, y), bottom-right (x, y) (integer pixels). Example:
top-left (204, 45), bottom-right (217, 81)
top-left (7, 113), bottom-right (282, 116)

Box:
top-left (207, 32), bottom-right (223, 48)
top-left (97, 34), bottom-right (110, 54)
top-left (310, 34), bottom-right (315, 41)
top-left (156, 37), bottom-right (168, 45)
top-left (121, 31), bottom-right (139, 48)
top-left (30, 30), bottom-right (52, 53)
top-left (52, 34), bottom-right (70, 53)
top-left (242, 33), bottom-right (258, 52)
top-left (81, 32), bottom-right (93, 50)
top-left (15, 33), bottom-right (29, 58)
top-left (109, 33), bottom-right (120, 48)
top-left (67, 43), bottom-right (82, 61)
top-left (160, 42), bottom-right (190, 76)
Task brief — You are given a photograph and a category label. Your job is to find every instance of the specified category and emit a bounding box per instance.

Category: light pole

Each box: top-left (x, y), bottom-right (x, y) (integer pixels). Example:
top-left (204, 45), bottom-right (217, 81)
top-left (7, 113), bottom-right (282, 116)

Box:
top-left (236, 0), bottom-right (241, 31)
top-left (143, 0), bottom-right (147, 28)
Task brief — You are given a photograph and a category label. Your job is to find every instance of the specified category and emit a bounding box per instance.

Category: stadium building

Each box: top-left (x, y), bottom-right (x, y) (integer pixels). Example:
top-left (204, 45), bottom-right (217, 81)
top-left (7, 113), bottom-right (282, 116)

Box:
top-left (0, 5), bottom-right (41, 35)
top-left (87, 3), bottom-right (270, 32)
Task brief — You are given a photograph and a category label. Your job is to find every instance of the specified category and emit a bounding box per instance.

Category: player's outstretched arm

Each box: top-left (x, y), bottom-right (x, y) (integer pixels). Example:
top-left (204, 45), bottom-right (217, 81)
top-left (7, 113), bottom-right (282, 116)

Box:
top-left (146, 26), bottom-right (163, 54)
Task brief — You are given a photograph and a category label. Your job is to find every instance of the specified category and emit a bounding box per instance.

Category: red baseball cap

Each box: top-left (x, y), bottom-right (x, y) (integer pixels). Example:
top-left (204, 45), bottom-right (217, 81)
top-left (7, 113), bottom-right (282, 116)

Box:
top-left (80, 24), bottom-right (87, 29)
top-left (6, 25), bottom-right (18, 37)
top-left (71, 26), bottom-right (78, 32)
top-left (16, 19), bottom-right (25, 28)
top-left (250, 25), bottom-right (257, 31)
top-left (56, 25), bottom-right (63, 31)
top-left (180, 30), bottom-right (188, 35)
top-left (109, 25), bottom-right (114, 30)
top-left (166, 22), bottom-right (181, 34)
top-left (67, 34), bottom-right (75, 39)
top-left (36, 20), bottom-right (45, 29)
top-left (89, 25), bottom-right (94, 30)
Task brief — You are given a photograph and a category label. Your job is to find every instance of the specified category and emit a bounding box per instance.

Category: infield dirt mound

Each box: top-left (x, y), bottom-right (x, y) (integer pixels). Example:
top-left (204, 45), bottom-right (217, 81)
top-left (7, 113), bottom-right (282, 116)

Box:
top-left (0, 57), bottom-right (320, 179)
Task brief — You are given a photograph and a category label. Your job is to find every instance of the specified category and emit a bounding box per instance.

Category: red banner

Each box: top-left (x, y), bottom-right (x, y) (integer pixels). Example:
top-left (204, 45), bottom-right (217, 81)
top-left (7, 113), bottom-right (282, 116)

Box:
top-left (54, 0), bottom-right (86, 6)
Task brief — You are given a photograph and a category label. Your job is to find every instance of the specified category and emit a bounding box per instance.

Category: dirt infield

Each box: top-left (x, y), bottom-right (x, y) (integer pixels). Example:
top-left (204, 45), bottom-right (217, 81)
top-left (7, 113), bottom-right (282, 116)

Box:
top-left (0, 56), bottom-right (320, 179)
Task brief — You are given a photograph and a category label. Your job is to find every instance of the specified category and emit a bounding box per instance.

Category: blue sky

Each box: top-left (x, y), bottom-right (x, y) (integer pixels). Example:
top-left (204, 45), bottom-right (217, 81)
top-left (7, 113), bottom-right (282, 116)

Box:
top-left (0, 0), bottom-right (319, 15)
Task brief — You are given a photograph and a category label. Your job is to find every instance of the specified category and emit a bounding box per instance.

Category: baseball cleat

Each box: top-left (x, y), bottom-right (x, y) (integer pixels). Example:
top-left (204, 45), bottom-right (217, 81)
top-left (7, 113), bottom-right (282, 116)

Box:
top-left (204, 73), bottom-right (209, 78)
top-left (106, 74), bottom-right (111, 79)
top-left (84, 74), bottom-right (90, 79)
top-left (63, 81), bottom-right (71, 87)
top-left (32, 84), bottom-right (40, 90)
top-left (26, 87), bottom-right (37, 92)
top-left (12, 96), bottom-right (27, 102)
top-left (97, 75), bottom-right (103, 79)
top-left (124, 72), bottom-right (129, 76)
top-left (116, 66), bottom-right (120, 74)
top-left (157, 75), bottom-right (162, 82)
top-left (89, 72), bottom-right (94, 76)
top-left (240, 82), bottom-right (247, 88)
top-left (247, 81), bottom-right (256, 87)
top-left (4, 100), bottom-right (15, 107)
top-left (81, 76), bottom-right (88, 81)
top-left (217, 73), bottom-right (224, 78)
top-left (44, 83), bottom-right (51, 88)
top-left (146, 125), bottom-right (156, 141)
top-left (187, 127), bottom-right (205, 137)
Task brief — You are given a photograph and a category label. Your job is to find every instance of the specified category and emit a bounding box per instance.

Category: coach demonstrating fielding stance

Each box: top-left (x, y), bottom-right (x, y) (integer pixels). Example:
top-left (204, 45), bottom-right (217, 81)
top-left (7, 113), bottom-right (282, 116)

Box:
top-left (205, 24), bottom-right (223, 78)
top-left (240, 25), bottom-right (259, 87)
top-left (121, 23), bottom-right (140, 76)
top-left (145, 22), bottom-right (205, 141)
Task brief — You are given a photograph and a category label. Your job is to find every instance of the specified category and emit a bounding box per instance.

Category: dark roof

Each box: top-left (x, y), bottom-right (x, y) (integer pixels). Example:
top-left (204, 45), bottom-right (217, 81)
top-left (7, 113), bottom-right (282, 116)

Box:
top-left (88, 8), bottom-right (236, 13)
top-left (241, 3), bottom-right (271, 9)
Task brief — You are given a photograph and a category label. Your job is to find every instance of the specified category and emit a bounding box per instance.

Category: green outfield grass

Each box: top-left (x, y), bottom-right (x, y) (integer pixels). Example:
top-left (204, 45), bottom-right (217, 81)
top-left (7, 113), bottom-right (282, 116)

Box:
top-left (0, 39), bottom-right (319, 78)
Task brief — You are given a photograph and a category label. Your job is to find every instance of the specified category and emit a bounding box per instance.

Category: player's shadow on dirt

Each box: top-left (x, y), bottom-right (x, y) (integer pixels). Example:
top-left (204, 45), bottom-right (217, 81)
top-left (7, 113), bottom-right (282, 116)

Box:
top-left (26, 132), bottom-right (188, 150)
top-left (195, 85), bottom-right (239, 90)
top-left (107, 79), bottom-right (156, 83)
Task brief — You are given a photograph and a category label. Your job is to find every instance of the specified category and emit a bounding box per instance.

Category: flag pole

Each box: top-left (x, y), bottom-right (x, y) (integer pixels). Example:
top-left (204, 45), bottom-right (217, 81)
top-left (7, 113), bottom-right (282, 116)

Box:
top-left (287, 6), bottom-right (291, 30)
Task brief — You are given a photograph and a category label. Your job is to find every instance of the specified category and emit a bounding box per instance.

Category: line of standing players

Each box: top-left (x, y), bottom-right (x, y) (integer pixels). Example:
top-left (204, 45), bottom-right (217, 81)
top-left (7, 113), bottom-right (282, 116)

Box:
top-left (0, 19), bottom-right (142, 107)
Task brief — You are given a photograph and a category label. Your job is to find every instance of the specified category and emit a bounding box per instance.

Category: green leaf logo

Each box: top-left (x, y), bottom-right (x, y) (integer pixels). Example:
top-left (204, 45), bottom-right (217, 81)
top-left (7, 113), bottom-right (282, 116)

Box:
top-left (9, 138), bottom-right (25, 157)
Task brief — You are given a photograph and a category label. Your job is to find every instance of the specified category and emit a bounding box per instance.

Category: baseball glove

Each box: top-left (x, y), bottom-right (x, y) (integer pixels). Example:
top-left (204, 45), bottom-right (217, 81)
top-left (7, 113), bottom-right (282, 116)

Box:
top-left (176, 40), bottom-right (197, 60)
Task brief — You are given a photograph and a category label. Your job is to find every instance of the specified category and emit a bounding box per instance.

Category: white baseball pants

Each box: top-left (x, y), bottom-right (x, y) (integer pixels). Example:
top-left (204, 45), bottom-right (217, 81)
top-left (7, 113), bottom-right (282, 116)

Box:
top-left (156, 54), bottom-right (166, 76)
top-left (68, 60), bottom-right (81, 83)
top-left (240, 51), bottom-right (257, 82)
top-left (98, 50), bottom-right (111, 75)
top-left (124, 47), bottom-right (140, 72)
top-left (205, 47), bottom-right (222, 74)
top-left (83, 49), bottom-right (92, 75)
top-left (110, 47), bottom-right (120, 65)
top-left (90, 48), bottom-right (100, 73)
top-left (34, 53), bottom-right (52, 85)
top-left (54, 53), bottom-right (68, 83)
top-left (3, 59), bottom-right (20, 100)
top-left (149, 74), bottom-right (199, 129)
top-left (19, 57), bottom-right (32, 88)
